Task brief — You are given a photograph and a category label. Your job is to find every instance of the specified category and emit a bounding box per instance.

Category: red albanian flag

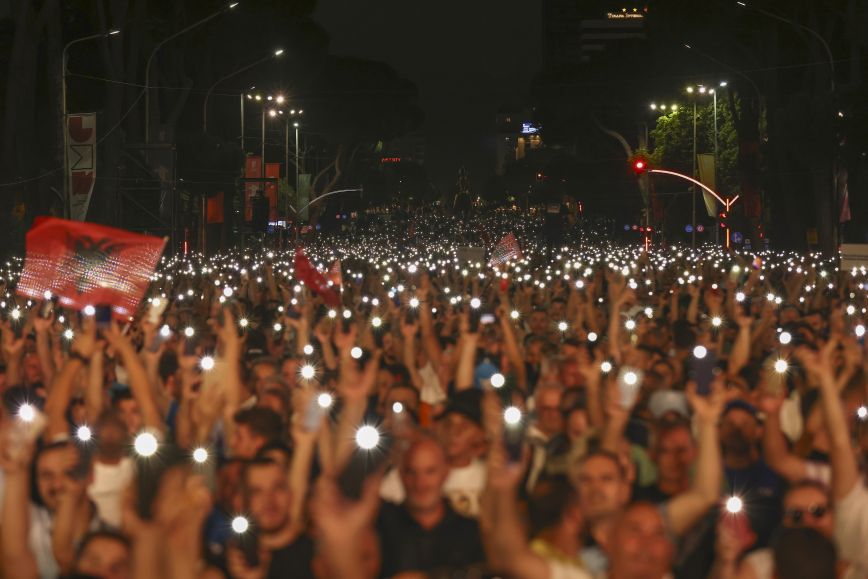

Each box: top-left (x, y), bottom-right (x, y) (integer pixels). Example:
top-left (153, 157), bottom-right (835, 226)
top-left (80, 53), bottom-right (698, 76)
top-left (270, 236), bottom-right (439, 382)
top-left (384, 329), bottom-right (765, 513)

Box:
top-left (293, 248), bottom-right (340, 307)
top-left (18, 218), bottom-right (166, 318)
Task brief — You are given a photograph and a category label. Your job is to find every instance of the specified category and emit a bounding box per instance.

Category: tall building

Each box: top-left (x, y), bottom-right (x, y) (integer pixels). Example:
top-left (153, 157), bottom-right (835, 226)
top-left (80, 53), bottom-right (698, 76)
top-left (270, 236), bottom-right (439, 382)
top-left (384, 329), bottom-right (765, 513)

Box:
top-left (495, 108), bottom-right (542, 176)
top-left (542, 0), bottom-right (648, 68)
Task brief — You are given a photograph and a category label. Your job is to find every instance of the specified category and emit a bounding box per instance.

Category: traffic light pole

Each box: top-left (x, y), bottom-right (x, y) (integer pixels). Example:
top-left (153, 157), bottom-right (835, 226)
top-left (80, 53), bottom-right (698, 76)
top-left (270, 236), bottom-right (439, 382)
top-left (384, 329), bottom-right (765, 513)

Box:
top-left (692, 101), bottom-right (697, 248)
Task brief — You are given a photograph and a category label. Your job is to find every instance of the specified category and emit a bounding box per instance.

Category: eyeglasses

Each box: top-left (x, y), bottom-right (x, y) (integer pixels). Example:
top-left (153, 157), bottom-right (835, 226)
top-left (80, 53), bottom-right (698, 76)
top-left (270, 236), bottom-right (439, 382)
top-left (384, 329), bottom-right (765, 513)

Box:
top-left (784, 504), bottom-right (829, 525)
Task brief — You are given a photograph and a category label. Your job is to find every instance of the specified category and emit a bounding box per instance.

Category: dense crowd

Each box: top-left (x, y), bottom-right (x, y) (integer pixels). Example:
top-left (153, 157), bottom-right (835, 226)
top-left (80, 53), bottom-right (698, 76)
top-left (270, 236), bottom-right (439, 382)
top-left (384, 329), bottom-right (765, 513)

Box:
top-left (0, 209), bottom-right (866, 579)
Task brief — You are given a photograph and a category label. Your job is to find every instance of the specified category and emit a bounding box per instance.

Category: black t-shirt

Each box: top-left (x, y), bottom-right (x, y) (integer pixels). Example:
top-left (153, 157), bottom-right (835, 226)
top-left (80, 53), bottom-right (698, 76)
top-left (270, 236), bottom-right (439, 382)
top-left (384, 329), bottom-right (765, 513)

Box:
top-left (376, 501), bottom-right (485, 578)
top-left (267, 534), bottom-right (315, 579)
top-left (633, 483), bottom-right (674, 505)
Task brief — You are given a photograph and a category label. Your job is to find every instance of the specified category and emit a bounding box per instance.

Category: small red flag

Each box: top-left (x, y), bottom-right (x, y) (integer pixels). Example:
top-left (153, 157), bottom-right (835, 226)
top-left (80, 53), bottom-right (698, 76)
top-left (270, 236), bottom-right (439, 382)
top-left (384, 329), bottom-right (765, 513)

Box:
top-left (17, 218), bottom-right (166, 317)
top-left (294, 248), bottom-right (340, 307)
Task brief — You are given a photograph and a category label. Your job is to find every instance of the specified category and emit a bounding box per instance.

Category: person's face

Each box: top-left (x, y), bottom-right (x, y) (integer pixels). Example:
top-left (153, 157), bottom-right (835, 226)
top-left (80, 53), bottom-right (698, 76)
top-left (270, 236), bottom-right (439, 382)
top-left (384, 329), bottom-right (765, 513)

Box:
top-left (566, 409), bottom-right (589, 442)
top-left (439, 413), bottom-right (483, 463)
top-left (653, 428), bottom-right (695, 484)
top-left (609, 504), bottom-right (674, 579)
top-left (36, 447), bottom-right (75, 512)
top-left (550, 301), bottom-right (566, 320)
top-left (576, 455), bottom-right (631, 523)
top-left (260, 392), bottom-right (286, 419)
top-left (116, 399), bottom-right (143, 435)
top-left (559, 360), bottom-right (583, 388)
top-left (252, 363), bottom-right (277, 395)
top-left (535, 389), bottom-right (564, 438)
top-left (280, 358), bottom-right (299, 388)
top-left (526, 341), bottom-right (544, 365)
top-left (23, 353), bottom-right (42, 385)
top-left (97, 421), bottom-right (128, 461)
top-left (719, 409), bottom-right (760, 456)
top-left (230, 424), bottom-right (265, 460)
top-left (783, 486), bottom-right (833, 538)
top-left (400, 441), bottom-right (449, 514)
top-left (75, 536), bottom-right (131, 579)
top-left (246, 464), bottom-right (292, 534)
top-left (529, 311), bottom-right (548, 335)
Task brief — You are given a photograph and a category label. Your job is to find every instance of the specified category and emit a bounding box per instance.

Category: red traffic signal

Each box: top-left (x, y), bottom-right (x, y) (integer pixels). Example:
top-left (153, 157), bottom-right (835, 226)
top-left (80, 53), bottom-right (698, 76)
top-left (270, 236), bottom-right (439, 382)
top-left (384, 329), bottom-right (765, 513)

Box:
top-left (719, 211), bottom-right (728, 228)
top-left (632, 159), bottom-right (647, 175)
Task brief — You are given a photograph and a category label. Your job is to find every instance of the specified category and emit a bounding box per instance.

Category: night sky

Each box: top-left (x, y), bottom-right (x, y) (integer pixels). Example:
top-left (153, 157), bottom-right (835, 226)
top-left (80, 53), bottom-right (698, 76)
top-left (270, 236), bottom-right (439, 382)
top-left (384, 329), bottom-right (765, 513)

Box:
top-left (314, 0), bottom-right (542, 196)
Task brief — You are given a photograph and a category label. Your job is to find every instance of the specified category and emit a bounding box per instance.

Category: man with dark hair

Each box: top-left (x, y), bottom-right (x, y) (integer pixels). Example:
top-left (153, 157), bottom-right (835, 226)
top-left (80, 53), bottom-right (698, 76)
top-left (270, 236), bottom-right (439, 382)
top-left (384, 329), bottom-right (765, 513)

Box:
top-left (230, 407), bottom-right (284, 460)
top-left (73, 530), bottom-right (131, 579)
top-left (228, 458), bottom-right (314, 578)
top-left (635, 417), bottom-right (696, 504)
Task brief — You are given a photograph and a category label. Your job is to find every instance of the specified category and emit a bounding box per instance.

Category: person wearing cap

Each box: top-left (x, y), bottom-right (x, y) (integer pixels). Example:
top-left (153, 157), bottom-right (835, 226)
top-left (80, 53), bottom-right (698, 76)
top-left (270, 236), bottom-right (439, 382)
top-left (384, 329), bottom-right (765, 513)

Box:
top-left (720, 399), bottom-right (784, 548)
top-left (380, 389), bottom-right (487, 517)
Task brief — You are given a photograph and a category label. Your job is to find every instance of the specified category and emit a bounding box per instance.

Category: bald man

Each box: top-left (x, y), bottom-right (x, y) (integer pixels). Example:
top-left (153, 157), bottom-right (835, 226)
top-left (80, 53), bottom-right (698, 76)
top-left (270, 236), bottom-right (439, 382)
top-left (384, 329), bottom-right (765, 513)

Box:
top-left (376, 435), bottom-right (485, 577)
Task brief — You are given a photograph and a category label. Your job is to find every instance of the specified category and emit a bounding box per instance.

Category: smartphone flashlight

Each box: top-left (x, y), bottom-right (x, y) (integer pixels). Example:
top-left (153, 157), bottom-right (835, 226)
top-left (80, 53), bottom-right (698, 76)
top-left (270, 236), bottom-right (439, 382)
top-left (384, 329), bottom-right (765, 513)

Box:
top-left (355, 425), bottom-right (380, 450)
top-left (725, 496), bottom-right (743, 514)
top-left (134, 432), bottom-right (159, 457)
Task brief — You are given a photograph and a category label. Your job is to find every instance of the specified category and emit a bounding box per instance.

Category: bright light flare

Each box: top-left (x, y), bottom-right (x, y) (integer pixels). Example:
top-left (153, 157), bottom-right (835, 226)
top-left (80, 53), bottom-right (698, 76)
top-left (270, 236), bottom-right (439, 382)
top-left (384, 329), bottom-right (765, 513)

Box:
top-left (355, 425), bottom-right (380, 450)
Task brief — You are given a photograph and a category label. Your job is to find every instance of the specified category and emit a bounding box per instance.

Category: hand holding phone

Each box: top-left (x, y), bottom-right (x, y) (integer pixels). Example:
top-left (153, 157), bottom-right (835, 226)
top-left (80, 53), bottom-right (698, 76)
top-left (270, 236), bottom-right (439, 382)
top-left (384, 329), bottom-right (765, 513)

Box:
top-left (616, 366), bottom-right (643, 409)
top-left (688, 346), bottom-right (718, 396)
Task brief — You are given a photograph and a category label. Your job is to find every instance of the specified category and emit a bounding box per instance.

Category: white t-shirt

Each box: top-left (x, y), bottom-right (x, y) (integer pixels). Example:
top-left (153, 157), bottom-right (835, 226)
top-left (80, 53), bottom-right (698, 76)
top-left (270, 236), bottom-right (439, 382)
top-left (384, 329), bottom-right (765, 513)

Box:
top-left (418, 361), bottom-right (446, 406)
top-left (88, 457), bottom-right (135, 528)
top-left (836, 479), bottom-right (868, 578)
top-left (379, 459), bottom-right (487, 517)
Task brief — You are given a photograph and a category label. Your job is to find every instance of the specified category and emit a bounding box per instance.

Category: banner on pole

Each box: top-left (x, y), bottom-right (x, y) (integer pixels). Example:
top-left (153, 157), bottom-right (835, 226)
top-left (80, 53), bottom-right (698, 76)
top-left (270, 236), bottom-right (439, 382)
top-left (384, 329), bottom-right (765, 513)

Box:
top-left (67, 114), bottom-right (96, 221)
top-left (697, 154), bottom-right (717, 218)
top-left (244, 155), bottom-right (262, 222)
top-left (298, 174), bottom-right (311, 221)
top-left (265, 162), bottom-right (280, 221)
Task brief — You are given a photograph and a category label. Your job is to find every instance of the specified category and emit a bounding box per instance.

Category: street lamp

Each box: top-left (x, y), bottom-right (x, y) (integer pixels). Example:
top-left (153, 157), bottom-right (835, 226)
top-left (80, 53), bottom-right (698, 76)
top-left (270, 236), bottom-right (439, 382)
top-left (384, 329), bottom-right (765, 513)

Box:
top-left (202, 48), bottom-right (284, 133)
top-left (145, 1), bottom-right (240, 146)
top-left (62, 29), bottom-right (121, 219)
top-left (266, 108), bottom-right (304, 220)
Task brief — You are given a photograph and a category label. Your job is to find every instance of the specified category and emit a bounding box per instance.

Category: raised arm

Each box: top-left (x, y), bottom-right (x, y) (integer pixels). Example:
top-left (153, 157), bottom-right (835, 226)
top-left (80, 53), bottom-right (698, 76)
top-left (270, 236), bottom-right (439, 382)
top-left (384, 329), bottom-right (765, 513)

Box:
top-left (0, 424), bottom-right (38, 579)
top-left (758, 389), bottom-right (808, 483)
top-left (103, 323), bottom-right (163, 431)
top-left (455, 313), bottom-right (480, 392)
top-left (33, 313), bottom-right (57, 388)
top-left (45, 319), bottom-right (99, 441)
top-left (665, 380), bottom-right (724, 536)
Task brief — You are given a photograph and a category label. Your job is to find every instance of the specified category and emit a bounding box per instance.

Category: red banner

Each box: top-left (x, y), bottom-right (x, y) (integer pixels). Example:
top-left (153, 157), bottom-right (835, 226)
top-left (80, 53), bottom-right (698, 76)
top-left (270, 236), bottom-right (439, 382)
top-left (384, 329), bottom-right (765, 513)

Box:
top-left (294, 248), bottom-right (339, 307)
top-left (244, 155), bottom-right (262, 222)
top-left (67, 113), bottom-right (96, 221)
top-left (265, 162), bottom-right (280, 222)
top-left (17, 218), bottom-right (166, 318)
top-left (206, 192), bottom-right (224, 224)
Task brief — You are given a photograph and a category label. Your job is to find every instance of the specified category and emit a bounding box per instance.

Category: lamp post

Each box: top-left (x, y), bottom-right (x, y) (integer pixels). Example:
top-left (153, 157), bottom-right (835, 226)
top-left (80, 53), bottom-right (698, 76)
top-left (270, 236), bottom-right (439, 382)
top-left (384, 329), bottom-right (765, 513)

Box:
top-left (202, 49), bottom-right (283, 133)
top-left (145, 1), bottom-right (239, 146)
top-left (62, 29), bottom-right (120, 220)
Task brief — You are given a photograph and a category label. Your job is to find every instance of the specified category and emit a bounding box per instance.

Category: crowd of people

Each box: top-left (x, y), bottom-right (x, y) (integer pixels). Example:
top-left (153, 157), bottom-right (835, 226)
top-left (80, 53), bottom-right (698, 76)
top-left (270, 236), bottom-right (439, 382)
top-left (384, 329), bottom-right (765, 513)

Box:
top-left (0, 209), bottom-right (866, 579)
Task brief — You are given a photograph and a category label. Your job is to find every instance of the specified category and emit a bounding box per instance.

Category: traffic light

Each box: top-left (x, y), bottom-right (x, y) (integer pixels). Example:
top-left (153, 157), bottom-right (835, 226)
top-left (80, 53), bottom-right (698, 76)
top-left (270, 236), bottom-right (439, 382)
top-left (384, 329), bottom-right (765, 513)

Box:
top-left (718, 211), bottom-right (728, 229)
top-left (632, 158), bottom-right (648, 175)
